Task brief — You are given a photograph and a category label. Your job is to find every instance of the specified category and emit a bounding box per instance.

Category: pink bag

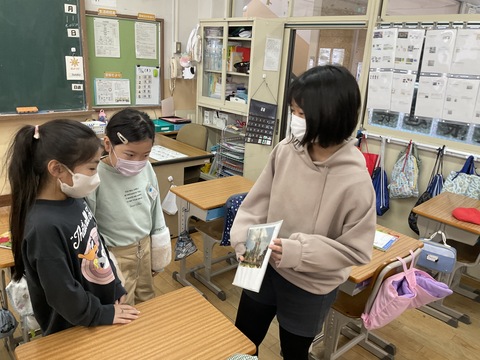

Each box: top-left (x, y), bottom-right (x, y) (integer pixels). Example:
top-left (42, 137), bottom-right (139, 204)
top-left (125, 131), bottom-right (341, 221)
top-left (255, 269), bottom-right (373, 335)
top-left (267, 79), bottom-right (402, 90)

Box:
top-left (361, 250), bottom-right (452, 330)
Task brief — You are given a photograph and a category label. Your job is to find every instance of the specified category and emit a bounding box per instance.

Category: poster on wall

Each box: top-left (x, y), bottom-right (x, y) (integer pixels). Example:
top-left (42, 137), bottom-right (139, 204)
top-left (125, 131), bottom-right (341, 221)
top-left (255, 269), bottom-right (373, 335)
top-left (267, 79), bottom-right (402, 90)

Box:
top-left (94, 78), bottom-right (130, 105)
top-left (421, 28), bottom-right (457, 74)
top-left (450, 28), bottom-right (480, 76)
top-left (394, 28), bottom-right (425, 72)
top-left (442, 76), bottom-right (480, 123)
top-left (414, 74), bottom-right (447, 119)
top-left (135, 65), bottom-right (160, 105)
top-left (135, 22), bottom-right (157, 60)
top-left (370, 28), bottom-right (398, 69)
top-left (366, 70), bottom-right (393, 110)
top-left (390, 71), bottom-right (416, 114)
top-left (93, 18), bottom-right (120, 58)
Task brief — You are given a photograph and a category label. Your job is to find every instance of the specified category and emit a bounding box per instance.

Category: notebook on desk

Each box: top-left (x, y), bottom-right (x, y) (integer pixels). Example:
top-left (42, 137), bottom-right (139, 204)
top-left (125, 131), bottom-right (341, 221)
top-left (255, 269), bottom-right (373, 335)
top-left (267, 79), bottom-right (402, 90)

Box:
top-left (150, 145), bottom-right (187, 162)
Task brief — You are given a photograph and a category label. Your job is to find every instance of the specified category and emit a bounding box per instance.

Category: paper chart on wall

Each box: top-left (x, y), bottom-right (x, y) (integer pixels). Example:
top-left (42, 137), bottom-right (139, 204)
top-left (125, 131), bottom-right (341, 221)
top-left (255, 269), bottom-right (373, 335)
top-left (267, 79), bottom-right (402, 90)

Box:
top-left (93, 17), bottom-right (120, 58)
top-left (95, 78), bottom-right (130, 105)
top-left (414, 74), bottom-right (447, 119)
top-left (450, 28), bottom-right (480, 76)
top-left (135, 21), bottom-right (157, 60)
top-left (390, 71), bottom-right (416, 114)
top-left (135, 65), bottom-right (160, 105)
top-left (370, 28), bottom-right (397, 69)
top-left (442, 77), bottom-right (480, 123)
top-left (472, 89), bottom-right (480, 124)
top-left (366, 70), bottom-right (393, 110)
top-left (421, 29), bottom-right (457, 74)
top-left (394, 28), bottom-right (425, 72)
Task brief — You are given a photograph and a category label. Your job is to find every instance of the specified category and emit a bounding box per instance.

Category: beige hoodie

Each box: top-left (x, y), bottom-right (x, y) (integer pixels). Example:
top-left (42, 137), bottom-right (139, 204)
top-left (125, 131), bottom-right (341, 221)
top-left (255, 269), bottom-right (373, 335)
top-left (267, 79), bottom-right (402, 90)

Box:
top-left (230, 137), bottom-right (376, 294)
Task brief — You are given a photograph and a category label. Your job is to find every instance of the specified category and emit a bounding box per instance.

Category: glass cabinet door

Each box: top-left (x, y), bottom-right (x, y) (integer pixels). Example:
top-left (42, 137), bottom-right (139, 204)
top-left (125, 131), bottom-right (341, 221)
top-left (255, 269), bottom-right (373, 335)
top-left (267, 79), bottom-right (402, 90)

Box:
top-left (202, 26), bottom-right (224, 100)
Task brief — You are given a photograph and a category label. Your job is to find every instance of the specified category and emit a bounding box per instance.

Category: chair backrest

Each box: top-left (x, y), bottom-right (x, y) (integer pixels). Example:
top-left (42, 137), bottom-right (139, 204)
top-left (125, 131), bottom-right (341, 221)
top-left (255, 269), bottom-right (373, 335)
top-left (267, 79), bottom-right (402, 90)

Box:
top-left (332, 247), bottom-right (421, 319)
top-left (220, 192), bottom-right (248, 246)
top-left (176, 123), bottom-right (208, 150)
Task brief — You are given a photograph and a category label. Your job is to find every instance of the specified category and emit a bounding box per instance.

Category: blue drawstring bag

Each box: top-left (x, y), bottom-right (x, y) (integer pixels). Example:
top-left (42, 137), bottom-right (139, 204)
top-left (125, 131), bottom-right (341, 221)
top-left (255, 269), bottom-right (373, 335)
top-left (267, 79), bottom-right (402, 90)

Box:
top-left (372, 137), bottom-right (389, 216)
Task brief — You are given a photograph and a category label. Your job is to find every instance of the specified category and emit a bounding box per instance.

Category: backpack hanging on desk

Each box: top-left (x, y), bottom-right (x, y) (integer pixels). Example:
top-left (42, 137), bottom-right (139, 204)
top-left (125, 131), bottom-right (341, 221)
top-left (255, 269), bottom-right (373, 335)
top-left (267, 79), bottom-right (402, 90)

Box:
top-left (408, 146), bottom-right (445, 234)
top-left (417, 230), bottom-right (457, 274)
top-left (361, 250), bottom-right (453, 330)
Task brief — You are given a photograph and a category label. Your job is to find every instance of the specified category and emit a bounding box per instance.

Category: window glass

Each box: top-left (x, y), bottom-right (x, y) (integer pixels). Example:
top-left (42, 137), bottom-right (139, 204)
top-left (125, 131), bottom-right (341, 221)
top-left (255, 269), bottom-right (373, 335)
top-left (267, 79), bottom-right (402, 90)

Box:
top-left (385, 0), bottom-right (462, 16)
top-left (293, 0), bottom-right (368, 17)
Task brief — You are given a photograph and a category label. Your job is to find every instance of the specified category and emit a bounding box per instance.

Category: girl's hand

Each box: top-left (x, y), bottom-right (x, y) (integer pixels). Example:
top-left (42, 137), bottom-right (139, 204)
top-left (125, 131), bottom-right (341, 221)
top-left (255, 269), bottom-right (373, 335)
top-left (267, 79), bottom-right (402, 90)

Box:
top-left (117, 294), bottom-right (127, 304)
top-left (269, 238), bottom-right (283, 264)
top-left (113, 303), bottom-right (140, 324)
top-left (237, 255), bottom-right (245, 262)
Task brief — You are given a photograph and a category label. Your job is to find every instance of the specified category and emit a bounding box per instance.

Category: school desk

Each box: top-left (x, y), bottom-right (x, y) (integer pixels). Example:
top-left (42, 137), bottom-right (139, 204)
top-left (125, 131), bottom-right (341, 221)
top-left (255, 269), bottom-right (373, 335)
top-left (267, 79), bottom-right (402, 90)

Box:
top-left (14, 286), bottom-right (255, 360)
top-left (0, 247), bottom-right (15, 356)
top-left (169, 176), bottom-right (254, 298)
top-left (317, 225), bottom-right (423, 359)
top-left (150, 134), bottom-right (213, 237)
top-left (413, 191), bottom-right (480, 327)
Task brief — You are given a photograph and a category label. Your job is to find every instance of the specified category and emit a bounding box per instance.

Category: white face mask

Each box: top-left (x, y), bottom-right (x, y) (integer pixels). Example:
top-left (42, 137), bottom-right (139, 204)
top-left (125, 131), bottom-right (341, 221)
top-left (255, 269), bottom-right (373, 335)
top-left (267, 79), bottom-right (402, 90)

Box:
top-left (59, 166), bottom-right (101, 198)
top-left (290, 114), bottom-right (306, 142)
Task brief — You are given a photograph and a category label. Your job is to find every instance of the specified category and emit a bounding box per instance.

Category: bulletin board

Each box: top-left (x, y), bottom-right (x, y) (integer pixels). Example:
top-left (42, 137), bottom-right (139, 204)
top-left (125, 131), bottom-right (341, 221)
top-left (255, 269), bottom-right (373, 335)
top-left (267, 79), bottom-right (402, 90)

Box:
top-left (85, 13), bottom-right (164, 108)
top-left (0, 0), bottom-right (87, 114)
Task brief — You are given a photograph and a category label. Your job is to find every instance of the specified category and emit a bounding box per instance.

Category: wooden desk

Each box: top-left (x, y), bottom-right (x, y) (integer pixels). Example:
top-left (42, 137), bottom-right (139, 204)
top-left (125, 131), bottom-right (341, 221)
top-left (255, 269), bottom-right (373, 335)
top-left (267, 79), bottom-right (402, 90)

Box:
top-left (340, 225), bottom-right (424, 296)
top-left (0, 247), bottom-right (15, 356)
top-left (413, 191), bottom-right (480, 327)
top-left (151, 135), bottom-right (213, 237)
top-left (170, 176), bottom-right (254, 298)
top-left (15, 287), bottom-right (255, 360)
top-left (321, 226), bottom-right (423, 359)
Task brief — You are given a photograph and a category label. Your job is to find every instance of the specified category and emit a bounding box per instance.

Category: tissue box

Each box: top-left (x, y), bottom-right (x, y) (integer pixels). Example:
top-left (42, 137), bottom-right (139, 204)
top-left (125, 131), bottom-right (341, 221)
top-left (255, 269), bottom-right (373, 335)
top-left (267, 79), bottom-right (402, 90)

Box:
top-left (81, 121), bottom-right (106, 135)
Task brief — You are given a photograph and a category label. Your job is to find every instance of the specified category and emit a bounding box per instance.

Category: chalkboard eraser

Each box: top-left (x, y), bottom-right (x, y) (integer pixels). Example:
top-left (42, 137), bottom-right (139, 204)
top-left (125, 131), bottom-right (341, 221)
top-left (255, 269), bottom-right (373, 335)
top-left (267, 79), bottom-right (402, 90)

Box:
top-left (16, 106), bottom-right (39, 114)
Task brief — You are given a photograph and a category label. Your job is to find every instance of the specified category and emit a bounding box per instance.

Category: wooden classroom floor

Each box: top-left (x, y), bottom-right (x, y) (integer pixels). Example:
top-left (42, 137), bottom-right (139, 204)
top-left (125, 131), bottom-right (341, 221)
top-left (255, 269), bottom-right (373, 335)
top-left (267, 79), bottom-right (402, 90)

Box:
top-left (1, 206), bottom-right (480, 359)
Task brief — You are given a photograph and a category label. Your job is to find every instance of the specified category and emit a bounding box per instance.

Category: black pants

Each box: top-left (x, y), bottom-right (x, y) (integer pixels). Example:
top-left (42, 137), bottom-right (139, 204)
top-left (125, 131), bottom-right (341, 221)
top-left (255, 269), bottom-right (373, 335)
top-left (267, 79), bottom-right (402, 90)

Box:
top-left (235, 291), bottom-right (314, 360)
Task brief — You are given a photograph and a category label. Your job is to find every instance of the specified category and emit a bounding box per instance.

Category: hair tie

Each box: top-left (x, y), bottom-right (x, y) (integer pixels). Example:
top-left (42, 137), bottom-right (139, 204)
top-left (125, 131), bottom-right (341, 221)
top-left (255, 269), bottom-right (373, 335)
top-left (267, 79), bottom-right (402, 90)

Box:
top-left (33, 125), bottom-right (40, 139)
top-left (117, 132), bottom-right (128, 144)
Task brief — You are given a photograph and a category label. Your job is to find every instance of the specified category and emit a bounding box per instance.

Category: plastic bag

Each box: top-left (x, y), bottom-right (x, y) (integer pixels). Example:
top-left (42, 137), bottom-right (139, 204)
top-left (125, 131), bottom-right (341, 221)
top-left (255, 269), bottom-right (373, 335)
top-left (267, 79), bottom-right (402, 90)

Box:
top-left (174, 231), bottom-right (198, 261)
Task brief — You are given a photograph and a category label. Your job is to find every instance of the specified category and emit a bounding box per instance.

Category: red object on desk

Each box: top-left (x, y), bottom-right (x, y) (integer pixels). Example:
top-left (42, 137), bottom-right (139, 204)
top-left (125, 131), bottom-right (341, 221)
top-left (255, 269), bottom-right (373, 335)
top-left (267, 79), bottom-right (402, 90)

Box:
top-left (452, 207), bottom-right (480, 225)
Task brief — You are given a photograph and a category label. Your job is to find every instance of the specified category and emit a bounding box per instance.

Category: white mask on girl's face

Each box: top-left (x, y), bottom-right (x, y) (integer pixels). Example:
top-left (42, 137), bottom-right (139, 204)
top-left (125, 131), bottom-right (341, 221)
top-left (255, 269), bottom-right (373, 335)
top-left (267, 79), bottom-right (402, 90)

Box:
top-left (111, 148), bottom-right (148, 177)
top-left (59, 166), bottom-right (100, 198)
top-left (290, 114), bottom-right (306, 142)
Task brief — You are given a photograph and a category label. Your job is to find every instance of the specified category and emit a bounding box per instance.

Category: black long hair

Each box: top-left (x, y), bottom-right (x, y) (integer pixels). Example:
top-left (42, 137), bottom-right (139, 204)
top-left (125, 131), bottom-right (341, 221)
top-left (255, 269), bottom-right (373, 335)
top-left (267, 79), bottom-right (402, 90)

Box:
top-left (287, 65), bottom-right (361, 148)
top-left (106, 108), bottom-right (155, 146)
top-left (6, 119), bottom-right (100, 281)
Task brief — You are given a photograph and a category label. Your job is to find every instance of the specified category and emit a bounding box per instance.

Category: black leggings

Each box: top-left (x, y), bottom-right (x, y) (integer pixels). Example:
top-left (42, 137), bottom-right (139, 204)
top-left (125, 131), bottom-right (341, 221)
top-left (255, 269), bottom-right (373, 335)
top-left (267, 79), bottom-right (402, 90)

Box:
top-left (235, 291), bottom-right (314, 360)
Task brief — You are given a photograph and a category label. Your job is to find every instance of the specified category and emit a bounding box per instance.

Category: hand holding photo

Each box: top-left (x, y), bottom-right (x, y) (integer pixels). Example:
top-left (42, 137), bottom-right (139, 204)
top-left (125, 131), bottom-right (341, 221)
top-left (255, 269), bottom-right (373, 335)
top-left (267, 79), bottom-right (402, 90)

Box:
top-left (232, 220), bottom-right (283, 292)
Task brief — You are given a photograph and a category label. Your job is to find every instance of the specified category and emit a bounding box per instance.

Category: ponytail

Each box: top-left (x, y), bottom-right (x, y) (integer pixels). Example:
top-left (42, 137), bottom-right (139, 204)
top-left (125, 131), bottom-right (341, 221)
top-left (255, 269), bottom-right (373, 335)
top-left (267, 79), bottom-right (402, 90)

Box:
top-left (7, 125), bottom-right (40, 281)
top-left (6, 120), bottom-right (100, 281)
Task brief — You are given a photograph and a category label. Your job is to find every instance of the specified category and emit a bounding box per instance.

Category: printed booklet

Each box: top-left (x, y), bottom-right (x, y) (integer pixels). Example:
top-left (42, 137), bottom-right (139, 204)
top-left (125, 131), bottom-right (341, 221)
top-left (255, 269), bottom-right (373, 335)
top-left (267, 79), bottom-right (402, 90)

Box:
top-left (232, 220), bottom-right (283, 292)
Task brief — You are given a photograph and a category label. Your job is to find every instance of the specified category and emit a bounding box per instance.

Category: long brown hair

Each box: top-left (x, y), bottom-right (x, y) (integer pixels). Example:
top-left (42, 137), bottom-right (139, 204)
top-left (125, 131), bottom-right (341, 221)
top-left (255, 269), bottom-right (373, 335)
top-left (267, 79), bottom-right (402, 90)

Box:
top-left (6, 119), bottom-right (100, 281)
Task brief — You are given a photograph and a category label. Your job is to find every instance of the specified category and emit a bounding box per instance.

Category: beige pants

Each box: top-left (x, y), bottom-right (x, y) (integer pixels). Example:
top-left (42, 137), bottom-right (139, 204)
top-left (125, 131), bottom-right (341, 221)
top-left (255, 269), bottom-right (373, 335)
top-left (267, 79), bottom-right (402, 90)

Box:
top-left (108, 236), bottom-right (155, 305)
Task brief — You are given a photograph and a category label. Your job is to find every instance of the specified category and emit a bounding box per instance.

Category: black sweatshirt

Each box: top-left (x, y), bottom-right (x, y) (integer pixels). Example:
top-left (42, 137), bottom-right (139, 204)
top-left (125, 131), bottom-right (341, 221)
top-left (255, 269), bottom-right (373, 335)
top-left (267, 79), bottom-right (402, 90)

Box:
top-left (23, 198), bottom-right (126, 335)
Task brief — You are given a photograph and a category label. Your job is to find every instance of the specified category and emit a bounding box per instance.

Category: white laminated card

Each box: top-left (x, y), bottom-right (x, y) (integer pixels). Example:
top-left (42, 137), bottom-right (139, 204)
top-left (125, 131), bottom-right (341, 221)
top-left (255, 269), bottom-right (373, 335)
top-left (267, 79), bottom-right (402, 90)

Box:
top-left (232, 220), bottom-right (283, 293)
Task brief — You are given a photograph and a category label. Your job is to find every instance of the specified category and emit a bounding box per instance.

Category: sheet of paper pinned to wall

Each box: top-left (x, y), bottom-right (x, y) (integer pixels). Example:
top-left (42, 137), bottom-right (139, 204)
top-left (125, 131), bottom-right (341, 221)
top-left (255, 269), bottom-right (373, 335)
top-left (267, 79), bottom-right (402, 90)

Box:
top-left (89, 0), bottom-right (117, 7)
top-left (95, 78), bottom-right (130, 105)
top-left (421, 28), bottom-right (457, 74)
top-left (394, 28), bottom-right (425, 72)
top-left (136, 65), bottom-right (160, 105)
top-left (366, 70), bottom-right (393, 110)
top-left (65, 56), bottom-right (84, 80)
top-left (414, 74), bottom-right (447, 119)
top-left (263, 38), bottom-right (282, 71)
top-left (94, 17), bottom-right (120, 58)
top-left (135, 21), bottom-right (157, 59)
top-left (450, 28), bottom-right (480, 76)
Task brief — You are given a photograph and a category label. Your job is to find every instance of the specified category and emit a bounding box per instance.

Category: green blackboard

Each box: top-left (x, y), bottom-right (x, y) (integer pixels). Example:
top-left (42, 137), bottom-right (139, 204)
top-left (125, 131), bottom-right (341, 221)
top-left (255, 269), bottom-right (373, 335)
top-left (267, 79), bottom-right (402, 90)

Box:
top-left (0, 0), bottom-right (87, 114)
top-left (86, 14), bottom-right (163, 107)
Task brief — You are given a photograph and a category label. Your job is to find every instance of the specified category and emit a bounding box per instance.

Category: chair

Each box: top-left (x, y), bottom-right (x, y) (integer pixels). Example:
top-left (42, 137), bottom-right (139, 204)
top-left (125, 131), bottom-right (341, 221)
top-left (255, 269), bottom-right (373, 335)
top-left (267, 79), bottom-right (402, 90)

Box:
top-left (193, 192), bottom-right (248, 300)
top-left (317, 248), bottom-right (423, 360)
top-left (175, 124), bottom-right (208, 184)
